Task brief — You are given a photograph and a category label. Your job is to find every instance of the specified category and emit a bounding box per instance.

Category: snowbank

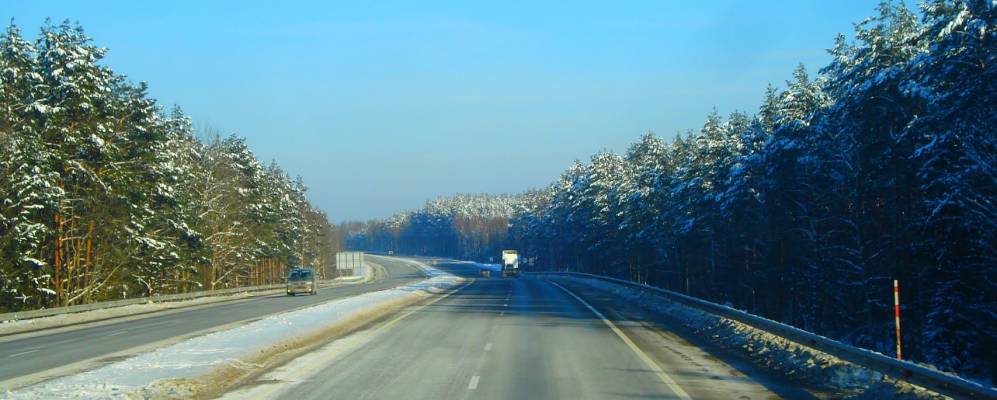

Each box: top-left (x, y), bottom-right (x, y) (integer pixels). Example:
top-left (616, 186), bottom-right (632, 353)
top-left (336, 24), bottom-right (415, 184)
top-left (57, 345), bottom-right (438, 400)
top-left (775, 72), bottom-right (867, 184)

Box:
top-left (4, 261), bottom-right (462, 399)
top-left (553, 276), bottom-right (948, 400)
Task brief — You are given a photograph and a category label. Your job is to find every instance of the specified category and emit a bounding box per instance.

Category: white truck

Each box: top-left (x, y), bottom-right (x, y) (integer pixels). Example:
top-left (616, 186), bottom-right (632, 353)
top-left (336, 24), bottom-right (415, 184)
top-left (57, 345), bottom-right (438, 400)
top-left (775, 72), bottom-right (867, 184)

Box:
top-left (501, 250), bottom-right (520, 278)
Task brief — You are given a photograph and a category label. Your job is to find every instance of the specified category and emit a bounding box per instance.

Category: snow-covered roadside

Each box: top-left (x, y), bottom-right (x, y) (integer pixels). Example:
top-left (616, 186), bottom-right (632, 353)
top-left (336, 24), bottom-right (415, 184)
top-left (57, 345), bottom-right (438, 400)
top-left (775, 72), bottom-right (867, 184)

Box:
top-left (552, 276), bottom-right (948, 400)
top-left (4, 261), bottom-right (461, 399)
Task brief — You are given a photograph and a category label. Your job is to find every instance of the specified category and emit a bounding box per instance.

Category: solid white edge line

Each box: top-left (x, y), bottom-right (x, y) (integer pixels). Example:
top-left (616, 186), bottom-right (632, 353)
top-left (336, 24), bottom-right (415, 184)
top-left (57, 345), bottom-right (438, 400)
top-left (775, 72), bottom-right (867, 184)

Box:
top-left (547, 280), bottom-right (693, 400)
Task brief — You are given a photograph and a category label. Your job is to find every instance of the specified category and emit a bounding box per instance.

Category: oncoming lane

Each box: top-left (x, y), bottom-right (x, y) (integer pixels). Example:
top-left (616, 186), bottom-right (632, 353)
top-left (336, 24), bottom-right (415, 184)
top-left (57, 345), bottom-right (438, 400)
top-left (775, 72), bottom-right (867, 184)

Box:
top-left (0, 256), bottom-right (424, 387)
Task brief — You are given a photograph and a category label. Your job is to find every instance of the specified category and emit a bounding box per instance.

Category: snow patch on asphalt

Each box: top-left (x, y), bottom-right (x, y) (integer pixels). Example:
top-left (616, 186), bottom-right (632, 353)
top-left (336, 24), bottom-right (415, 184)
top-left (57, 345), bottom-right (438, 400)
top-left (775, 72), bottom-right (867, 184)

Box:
top-left (4, 261), bottom-right (460, 399)
top-left (555, 276), bottom-right (948, 400)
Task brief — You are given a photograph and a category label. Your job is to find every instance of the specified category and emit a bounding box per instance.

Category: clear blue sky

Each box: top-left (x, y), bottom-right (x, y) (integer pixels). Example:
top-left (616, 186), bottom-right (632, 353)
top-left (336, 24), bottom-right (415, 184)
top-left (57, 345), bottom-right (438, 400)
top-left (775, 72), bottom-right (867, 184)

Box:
top-left (7, 1), bottom-right (881, 221)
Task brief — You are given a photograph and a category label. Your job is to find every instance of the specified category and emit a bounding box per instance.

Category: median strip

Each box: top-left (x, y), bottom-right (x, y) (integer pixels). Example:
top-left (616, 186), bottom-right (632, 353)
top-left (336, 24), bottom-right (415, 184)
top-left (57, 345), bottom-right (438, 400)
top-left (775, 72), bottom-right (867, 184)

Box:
top-left (218, 271), bottom-right (472, 399)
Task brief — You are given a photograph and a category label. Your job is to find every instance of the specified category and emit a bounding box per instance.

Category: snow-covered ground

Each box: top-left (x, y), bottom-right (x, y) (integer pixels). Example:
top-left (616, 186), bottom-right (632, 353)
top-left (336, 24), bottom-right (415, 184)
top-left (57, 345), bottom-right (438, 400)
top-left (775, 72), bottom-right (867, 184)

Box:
top-left (4, 261), bottom-right (461, 399)
top-left (554, 276), bottom-right (948, 400)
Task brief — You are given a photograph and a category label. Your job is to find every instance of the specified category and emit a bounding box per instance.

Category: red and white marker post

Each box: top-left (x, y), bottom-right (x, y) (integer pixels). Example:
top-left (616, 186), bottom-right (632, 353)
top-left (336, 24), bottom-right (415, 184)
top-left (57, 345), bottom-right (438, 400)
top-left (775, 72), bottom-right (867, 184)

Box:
top-left (894, 279), bottom-right (902, 360)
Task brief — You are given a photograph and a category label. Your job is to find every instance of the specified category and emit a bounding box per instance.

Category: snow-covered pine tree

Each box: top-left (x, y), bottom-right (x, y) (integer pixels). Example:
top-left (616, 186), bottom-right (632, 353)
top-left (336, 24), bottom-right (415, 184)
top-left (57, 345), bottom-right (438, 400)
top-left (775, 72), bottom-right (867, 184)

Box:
top-left (816, 0), bottom-right (928, 354)
top-left (0, 23), bottom-right (62, 310)
top-left (905, 0), bottom-right (996, 380)
top-left (32, 21), bottom-right (121, 306)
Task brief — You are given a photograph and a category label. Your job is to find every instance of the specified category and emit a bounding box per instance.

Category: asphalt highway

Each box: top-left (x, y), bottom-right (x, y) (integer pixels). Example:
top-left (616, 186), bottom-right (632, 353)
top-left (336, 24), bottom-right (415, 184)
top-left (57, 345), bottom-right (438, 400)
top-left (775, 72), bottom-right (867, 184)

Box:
top-left (231, 259), bottom-right (814, 400)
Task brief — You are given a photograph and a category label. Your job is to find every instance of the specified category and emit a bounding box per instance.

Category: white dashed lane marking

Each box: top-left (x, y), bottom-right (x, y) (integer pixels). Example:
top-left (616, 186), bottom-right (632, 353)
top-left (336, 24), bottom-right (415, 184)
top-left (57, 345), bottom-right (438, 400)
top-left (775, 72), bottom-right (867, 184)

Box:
top-left (9, 349), bottom-right (39, 358)
top-left (468, 375), bottom-right (480, 390)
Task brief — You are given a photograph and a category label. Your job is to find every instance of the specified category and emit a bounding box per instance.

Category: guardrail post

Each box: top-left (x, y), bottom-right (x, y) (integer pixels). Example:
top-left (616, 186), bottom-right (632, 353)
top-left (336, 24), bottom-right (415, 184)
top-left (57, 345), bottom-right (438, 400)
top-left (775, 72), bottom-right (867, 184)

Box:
top-left (894, 279), bottom-right (902, 360)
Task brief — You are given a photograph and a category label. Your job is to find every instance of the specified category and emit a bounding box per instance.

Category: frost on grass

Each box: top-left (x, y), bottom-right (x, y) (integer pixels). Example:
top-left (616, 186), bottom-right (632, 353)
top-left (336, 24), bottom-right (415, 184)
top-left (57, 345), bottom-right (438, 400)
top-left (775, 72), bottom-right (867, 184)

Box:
top-left (4, 262), bottom-right (460, 399)
top-left (560, 276), bottom-right (949, 400)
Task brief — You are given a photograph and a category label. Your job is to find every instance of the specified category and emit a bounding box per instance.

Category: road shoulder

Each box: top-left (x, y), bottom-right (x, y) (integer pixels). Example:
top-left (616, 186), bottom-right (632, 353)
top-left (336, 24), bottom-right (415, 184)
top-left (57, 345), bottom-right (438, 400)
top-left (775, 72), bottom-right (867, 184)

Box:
top-left (551, 276), bottom-right (820, 400)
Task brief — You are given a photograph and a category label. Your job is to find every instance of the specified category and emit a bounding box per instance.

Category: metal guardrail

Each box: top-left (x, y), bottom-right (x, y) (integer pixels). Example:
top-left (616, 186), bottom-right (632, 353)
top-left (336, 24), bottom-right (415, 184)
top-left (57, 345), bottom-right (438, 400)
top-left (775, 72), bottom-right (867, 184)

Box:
top-left (531, 271), bottom-right (997, 400)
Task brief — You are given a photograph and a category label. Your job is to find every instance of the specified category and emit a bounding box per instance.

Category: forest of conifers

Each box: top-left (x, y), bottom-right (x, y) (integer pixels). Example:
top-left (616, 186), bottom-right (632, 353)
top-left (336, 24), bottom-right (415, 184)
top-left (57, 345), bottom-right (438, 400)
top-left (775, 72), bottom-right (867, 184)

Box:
top-left (0, 22), bottom-right (345, 313)
top-left (347, 2), bottom-right (995, 382)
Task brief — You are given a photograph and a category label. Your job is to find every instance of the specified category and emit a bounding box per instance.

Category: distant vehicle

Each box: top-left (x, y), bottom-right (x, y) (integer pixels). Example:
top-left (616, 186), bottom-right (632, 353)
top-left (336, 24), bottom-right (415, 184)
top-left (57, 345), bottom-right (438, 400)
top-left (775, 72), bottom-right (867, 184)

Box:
top-left (387, 250), bottom-right (394, 255)
top-left (286, 267), bottom-right (317, 296)
top-left (501, 250), bottom-right (520, 278)
top-left (480, 269), bottom-right (491, 278)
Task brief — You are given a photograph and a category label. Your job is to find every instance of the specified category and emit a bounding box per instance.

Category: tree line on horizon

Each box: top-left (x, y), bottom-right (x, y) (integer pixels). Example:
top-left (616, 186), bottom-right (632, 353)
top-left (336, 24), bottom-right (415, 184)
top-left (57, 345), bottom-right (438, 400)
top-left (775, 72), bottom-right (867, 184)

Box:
top-left (347, 1), bottom-right (995, 382)
top-left (0, 21), bottom-right (346, 313)
top-left (345, 193), bottom-right (536, 260)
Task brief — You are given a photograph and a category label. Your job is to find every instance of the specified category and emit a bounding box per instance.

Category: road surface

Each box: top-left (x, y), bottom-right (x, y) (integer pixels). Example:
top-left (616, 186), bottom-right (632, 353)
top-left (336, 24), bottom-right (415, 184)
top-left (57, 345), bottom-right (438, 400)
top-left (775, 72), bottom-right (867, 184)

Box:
top-left (0, 256), bottom-right (424, 387)
top-left (230, 259), bottom-right (815, 400)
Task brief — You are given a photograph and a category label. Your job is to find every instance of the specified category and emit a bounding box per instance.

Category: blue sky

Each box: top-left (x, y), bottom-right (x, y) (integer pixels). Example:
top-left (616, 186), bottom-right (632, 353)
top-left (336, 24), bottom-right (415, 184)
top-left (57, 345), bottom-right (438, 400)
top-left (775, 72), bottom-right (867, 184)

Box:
top-left (6, 1), bottom-right (881, 221)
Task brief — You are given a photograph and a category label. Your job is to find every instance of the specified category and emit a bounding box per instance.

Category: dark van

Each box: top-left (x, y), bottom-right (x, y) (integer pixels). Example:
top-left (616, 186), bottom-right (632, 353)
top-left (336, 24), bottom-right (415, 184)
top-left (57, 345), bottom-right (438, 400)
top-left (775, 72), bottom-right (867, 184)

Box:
top-left (286, 268), bottom-right (318, 296)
